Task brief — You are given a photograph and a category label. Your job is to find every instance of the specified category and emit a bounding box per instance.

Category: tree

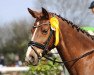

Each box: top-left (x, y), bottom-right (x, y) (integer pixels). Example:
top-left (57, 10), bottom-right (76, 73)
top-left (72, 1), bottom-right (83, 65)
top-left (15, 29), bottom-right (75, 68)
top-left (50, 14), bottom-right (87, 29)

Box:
top-left (33, 0), bottom-right (94, 26)
top-left (0, 19), bottom-right (32, 65)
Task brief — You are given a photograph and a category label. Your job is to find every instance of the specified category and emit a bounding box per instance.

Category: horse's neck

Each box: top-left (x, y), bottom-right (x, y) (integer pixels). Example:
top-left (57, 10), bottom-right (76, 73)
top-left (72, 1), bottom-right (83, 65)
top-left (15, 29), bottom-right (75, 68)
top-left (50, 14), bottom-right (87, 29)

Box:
top-left (56, 19), bottom-right (94, 75)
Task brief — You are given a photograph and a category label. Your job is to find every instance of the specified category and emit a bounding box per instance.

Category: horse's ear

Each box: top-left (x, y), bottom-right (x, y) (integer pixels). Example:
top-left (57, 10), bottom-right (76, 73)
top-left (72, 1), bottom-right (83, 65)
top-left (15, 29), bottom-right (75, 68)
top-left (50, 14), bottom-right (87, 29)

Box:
top-left (28, 8), bottom-right (40, 18)
top-left (42, 7), bottom-right (49, 19)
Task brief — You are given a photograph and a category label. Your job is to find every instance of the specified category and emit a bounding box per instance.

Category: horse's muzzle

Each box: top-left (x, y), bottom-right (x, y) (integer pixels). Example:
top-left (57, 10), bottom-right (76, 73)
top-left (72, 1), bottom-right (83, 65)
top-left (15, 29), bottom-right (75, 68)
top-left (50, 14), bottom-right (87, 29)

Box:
top-left (25, 56), bottom-right (39, 66)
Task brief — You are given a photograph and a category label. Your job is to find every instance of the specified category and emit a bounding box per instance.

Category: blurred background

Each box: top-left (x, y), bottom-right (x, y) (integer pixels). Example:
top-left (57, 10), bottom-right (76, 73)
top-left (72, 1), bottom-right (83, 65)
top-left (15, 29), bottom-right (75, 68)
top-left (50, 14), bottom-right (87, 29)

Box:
top-left (0, 0), bottom-right (94, 75)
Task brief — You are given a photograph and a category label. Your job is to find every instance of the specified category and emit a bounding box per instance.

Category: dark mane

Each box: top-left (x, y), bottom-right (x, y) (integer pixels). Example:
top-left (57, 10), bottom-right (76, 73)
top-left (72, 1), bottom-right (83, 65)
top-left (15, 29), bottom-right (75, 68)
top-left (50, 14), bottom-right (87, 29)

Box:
top-left (53, 13), bottom-right (94, 40)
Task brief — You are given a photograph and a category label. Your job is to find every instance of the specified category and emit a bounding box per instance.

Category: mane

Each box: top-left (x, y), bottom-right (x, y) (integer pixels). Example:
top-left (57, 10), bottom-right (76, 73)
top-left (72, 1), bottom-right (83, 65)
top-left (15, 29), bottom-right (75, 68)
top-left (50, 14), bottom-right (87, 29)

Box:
top-left (53, 13), bottom-right (94, 40)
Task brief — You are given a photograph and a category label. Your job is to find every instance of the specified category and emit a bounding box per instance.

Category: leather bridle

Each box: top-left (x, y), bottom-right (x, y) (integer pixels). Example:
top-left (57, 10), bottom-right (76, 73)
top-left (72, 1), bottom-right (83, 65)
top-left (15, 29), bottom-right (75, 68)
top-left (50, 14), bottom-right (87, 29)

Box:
top-left (28, 22), bottom-right (54, 59)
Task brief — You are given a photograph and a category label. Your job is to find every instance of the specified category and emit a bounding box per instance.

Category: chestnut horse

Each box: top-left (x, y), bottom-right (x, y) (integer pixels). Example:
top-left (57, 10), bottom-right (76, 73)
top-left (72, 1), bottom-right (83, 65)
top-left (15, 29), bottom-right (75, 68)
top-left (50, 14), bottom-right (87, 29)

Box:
top-left (25, 8), bottom-right (94, 75)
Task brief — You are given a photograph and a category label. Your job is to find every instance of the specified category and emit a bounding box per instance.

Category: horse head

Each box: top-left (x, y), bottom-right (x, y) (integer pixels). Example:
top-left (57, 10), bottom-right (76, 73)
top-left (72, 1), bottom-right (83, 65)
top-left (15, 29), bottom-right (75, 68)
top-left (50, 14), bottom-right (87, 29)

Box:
top-left (25, 8), bottom-right (57, 65)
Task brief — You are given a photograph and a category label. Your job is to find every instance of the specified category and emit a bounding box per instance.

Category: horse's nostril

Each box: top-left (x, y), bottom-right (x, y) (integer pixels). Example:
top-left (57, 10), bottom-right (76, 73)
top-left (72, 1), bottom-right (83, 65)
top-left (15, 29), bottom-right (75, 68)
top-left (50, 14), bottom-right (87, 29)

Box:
top-left (31, 56), bottom-right (34, 60)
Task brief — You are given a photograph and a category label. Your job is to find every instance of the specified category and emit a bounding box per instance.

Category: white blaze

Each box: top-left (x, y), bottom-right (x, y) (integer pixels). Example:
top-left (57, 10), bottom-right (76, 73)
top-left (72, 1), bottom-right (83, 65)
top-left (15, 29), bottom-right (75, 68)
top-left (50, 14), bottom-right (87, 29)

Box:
top-left (31, 22), bottom-right (39, 41)
top-left (31, 28), bottom-right (38, 41)
top-left (26, 22), bottom-right (39, 59)
top-left (26, 46), bottom-right (32, 58)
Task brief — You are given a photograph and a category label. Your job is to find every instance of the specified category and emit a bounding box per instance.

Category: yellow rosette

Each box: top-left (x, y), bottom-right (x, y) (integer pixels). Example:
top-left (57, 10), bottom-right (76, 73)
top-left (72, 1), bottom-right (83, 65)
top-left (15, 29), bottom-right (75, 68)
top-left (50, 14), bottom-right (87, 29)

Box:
top-left (50, 17), bottom-right (59, 46)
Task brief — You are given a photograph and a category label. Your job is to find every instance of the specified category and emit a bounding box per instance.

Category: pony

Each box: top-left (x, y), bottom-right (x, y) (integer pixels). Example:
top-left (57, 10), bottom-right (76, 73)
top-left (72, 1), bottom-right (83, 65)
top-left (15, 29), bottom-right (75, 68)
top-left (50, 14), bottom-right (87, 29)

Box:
top-left (25, 8), bottom-right (94, 75)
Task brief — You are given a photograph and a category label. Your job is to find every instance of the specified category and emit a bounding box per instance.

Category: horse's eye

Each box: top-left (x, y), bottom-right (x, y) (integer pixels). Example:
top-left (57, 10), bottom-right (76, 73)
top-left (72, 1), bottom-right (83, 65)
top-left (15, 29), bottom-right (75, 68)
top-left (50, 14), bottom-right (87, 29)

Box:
top-left (42, 30), bottom-right (48, 34)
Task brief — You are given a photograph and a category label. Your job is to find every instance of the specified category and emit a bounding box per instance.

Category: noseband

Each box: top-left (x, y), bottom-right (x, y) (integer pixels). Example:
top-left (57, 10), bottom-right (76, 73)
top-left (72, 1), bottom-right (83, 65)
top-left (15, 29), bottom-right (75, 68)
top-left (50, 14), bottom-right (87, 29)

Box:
top-left (28, 23), bottom-right (54, 59)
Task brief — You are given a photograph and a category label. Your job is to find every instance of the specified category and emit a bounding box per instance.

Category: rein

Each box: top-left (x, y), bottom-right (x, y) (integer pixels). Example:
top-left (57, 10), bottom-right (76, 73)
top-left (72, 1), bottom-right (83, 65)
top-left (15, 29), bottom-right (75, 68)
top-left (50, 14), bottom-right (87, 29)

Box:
top-left (44, 49), bottom-right (94, 68)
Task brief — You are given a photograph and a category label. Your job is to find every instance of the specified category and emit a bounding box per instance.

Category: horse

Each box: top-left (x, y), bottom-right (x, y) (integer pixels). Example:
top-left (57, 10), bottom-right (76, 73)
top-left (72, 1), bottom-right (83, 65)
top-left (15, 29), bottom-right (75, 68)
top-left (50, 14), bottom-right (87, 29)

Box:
top-left (25, 8), bottom-right (94, 75)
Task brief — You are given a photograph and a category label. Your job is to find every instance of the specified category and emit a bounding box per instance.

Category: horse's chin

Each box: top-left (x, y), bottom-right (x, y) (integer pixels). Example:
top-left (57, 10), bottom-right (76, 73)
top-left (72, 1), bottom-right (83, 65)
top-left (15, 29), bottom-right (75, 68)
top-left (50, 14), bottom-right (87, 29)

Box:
top-left (32, 62), bottom-right (39, 66)
top-left (31, 59), bottom-right (39, 66)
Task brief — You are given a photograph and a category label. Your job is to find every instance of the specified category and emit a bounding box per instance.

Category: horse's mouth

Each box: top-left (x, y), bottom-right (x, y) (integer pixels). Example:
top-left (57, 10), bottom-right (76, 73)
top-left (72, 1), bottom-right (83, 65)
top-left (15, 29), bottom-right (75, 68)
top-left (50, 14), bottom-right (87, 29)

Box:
top-left (25, 56), bottom-right (39, 66)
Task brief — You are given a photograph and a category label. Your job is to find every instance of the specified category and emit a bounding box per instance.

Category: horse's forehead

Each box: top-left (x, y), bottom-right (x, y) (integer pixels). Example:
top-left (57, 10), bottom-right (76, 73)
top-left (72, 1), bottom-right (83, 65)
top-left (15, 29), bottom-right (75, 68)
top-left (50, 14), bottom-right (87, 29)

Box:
top-left (34, 20), bottom-right (40, 27)
top-left (36, 22), bottom-right (40, 26)
top-left (35, 19), bottom-right (48, 25)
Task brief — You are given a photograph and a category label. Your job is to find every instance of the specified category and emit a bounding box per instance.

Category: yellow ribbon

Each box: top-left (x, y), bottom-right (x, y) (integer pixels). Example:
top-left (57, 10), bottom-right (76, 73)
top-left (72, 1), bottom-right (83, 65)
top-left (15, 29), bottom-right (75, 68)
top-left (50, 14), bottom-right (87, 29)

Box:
top-left (50, 17), bottom-right (59, 46)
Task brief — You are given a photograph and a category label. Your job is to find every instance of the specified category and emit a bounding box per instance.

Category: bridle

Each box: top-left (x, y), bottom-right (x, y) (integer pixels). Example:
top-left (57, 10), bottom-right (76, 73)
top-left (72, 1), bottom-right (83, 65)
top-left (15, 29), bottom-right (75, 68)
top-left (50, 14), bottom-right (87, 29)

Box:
top-left (27, 20), bottom-right (94, 69)
top-left (28, 22), bottom-right (55, 59)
